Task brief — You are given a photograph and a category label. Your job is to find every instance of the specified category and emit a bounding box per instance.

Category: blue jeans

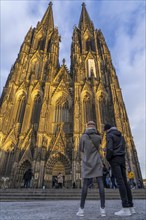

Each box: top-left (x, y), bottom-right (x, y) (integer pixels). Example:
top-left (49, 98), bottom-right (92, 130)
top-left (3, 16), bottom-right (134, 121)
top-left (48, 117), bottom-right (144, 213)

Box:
top-left (80, 177), bottom-right (105, 209)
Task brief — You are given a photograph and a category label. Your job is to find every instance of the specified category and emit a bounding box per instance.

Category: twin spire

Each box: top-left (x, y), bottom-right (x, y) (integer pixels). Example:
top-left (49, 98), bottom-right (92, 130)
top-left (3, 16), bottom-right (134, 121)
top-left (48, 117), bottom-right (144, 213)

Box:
top-left (41, 2), bottom-right (54, 30)
top-left (78, 2), bottom-right (93, 30)
top-left (40, 2), bottom-right (93, 31)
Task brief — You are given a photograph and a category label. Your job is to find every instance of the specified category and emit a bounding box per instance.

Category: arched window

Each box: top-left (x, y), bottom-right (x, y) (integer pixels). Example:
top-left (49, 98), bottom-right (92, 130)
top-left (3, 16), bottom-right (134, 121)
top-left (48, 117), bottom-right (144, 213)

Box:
top-left (38, 38), bottom-right (45, 51)
top-left (55, 100), bottom-right (69, 123)
top-left (31, 60), bottom-right (40, 80)
top-left (47, 40), bottom-right (51, 53)
top-left (83, 95), bottom-right (96, 124)
top-left (86, 39), bottom-right (91, 51)
top-left (62, 101), bottom-right (69, 122)
top-left (91, 39), bottom-right (96, 51)
top-left (31, 95), bottom-right (42, 125)
top-left (86, 39), bottom-right (95, 52)
top-left (16, 96), bottom-right (26, 124)
top-left (88, 59), bottom-right (96, 78)
top-left (84, 98), bottom-right (91, 123)
top-left (98, 96), bottom-right (107, 124)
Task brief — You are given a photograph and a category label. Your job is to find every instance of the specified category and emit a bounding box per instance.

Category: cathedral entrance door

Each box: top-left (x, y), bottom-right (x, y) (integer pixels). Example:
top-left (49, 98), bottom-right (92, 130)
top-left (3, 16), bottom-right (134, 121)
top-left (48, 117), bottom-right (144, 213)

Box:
top-left (52, 161), bottom-right (65, 188)
top-left (16, 160), bottom-right (31, 188)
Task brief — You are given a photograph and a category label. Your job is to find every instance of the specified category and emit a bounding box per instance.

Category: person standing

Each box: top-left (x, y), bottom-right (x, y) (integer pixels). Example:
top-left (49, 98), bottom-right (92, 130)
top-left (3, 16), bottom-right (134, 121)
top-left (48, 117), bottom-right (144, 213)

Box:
top-left (109, 167), bottom-right (117, 189)
top-left (128, 170), bottom-right (136, 189)
top-left (57, 173), bottom-right (63, 188)
top-left (23, 168), bottom-right (33, 188)
top-left (103, 164), bottom-right (109, 188)
top-left (76, 121), bottom-right (106, 217)
top-left (104, 124), bottom-right (136, 216)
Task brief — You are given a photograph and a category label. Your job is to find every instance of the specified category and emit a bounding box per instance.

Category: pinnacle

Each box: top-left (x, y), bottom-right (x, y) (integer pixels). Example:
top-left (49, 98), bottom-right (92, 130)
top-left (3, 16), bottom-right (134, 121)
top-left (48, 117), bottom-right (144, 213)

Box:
top-left (49, 2), bottom-right (53, 6)
top-left (82, 2), bottom-right (86, 7)
top-left (78, 2), bottom-right (94, 31)
top-left (41, 1), bottom-right (54, 30)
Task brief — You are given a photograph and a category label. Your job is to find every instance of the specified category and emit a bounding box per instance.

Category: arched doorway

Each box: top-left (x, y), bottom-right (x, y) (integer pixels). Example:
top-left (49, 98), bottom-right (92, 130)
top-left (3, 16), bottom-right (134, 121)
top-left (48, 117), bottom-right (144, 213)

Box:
top-left (52, 161), bottom-right (65, 188)
top-left (15, 160), bottom-right (32, 188)
top-left (44, 153), bottom-right (72, 188)
top-left (52, 161), bottom-right (65, 176)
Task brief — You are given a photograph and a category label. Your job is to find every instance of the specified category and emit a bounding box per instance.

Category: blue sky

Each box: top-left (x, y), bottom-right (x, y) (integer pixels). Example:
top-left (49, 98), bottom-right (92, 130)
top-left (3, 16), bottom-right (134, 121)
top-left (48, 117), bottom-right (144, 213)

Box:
top-left (0, 0), bottom-right (146, 178)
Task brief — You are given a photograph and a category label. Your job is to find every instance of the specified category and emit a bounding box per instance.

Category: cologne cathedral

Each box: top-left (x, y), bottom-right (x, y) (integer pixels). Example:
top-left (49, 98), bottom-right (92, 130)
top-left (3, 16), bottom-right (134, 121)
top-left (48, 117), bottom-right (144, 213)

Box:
top-left (0, 2), bottom-right (143, 188)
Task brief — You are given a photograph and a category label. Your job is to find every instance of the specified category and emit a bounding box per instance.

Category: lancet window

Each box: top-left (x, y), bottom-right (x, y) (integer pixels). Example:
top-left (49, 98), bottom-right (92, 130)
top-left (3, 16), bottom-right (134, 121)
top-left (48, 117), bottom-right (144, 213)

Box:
top-left (83, 96), bottom-right (90, 123)
top-left (31, 60), bottom-right (40, 80)
top-left (55, 100), bottom-right (69, 123)
top-left (86, 39), bottom-right (95, 52)
top-left (16, 96), bottom-right (26, 124)
top-left (38, 38), bottom-right (45, 51)
top-left (99, 96), bottom-right (107, 124)
top-left (88, 59), bottom-right (96, 78)
top-left (31, 95), bottom-right (42, 125)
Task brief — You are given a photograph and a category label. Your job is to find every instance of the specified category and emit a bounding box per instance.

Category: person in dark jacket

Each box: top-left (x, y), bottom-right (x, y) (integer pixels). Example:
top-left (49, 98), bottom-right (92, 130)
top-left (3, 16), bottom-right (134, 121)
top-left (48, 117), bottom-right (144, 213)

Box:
top-left (104, 124), bottom-right (136, 216)
top-left (76, 121), bottom-right (106, 217)
top-left (23, 168), bottom-right (33, 188)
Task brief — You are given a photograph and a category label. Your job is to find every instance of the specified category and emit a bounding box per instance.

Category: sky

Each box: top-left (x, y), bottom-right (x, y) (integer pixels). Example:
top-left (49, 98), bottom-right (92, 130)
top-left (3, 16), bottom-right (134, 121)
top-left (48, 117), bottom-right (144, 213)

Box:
top-left (0, 0), bottom-right (145, 178)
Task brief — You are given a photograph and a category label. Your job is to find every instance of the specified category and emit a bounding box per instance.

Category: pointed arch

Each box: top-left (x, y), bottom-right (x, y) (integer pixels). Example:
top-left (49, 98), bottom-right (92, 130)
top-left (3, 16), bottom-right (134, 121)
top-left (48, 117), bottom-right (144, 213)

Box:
top-left (52, 91), bottom-right (72, 123)
top-left (16, 160), bottom-right (32, 187)
top-left (15, 90), bottom-right (27, 124)
top-left (83, 30), bottom-right (95, 52)
top-left (31, 94), bottom-right (42, 126)
top-left (54, 98), bottom-right (70, 123)
top-left (45, 152), bottom-right (71, 175)
top-left (81, 91), bottom-right (96, 125)
top-left (96, 89), bottom-right (108, 126)
top-left (31, 59), bottom-right (40, 80)
top-left (87, 59), bottom-right (96, 77)
top-left (33, 31), bottom-right (43, 50)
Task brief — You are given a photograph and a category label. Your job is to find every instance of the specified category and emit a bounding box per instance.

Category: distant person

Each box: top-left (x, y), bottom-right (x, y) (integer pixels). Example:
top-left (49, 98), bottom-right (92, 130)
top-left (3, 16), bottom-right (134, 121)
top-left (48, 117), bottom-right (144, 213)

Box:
top-left (109, 167), bottom-right (117, 189)
top-left (52, 176), bottom-right (58, 188)
top-left (128, 170), bottom-right (136, 189)
top-left (104, 124), bottom-right (136, 216)
top-left (57, 173), bottom-right (63, 188)
top-left (137, 179), bottom-right (143, 189)
top-left (103, 164), bottom-right (109, 188)
top-left (73, 182), bottom-right (76, 189)
top-left (23, 168), bottom-right (33, 188)
top-left (76, 121), bottom-right (106, 217)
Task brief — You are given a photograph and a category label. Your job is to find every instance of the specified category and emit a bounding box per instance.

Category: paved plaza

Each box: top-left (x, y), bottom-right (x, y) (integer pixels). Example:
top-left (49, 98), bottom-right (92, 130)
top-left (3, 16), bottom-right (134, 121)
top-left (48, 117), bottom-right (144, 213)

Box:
top-left (0, 200), bottom-right (145, 220)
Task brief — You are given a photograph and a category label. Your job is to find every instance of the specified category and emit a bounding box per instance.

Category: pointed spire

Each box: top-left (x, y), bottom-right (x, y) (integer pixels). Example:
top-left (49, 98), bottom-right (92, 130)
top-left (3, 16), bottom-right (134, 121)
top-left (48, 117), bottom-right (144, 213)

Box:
top-left (78, 2), bottom-right (94, 31)
top-left (41, 2), bottom-right (54, 30)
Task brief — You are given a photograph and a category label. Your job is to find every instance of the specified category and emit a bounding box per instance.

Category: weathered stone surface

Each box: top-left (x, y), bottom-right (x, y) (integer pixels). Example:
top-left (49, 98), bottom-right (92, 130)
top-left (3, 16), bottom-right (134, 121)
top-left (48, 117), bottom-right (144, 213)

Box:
top-left (0, 200), bottom-right (145, 220)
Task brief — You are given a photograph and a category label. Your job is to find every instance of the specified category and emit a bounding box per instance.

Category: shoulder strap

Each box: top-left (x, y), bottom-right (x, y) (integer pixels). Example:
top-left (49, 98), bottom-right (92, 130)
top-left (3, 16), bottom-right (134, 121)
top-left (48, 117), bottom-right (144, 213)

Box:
top-left (86, 133), bottom-right (96, 148)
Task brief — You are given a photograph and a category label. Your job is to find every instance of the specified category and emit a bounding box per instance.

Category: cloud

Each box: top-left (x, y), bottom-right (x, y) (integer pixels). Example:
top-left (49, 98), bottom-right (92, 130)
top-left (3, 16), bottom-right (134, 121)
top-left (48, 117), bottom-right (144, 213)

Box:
top-left (0, 0), bottom-right (145, 178)
top-left (108, 3), bottom-right (146, 178)
top-left (1, 0), bottom-right (39, 92)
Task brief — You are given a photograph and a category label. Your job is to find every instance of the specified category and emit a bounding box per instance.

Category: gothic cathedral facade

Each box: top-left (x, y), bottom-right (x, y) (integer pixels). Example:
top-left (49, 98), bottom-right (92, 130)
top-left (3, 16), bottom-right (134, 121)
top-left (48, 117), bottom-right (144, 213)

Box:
top-left (0, 3), bottom-right (143, 188)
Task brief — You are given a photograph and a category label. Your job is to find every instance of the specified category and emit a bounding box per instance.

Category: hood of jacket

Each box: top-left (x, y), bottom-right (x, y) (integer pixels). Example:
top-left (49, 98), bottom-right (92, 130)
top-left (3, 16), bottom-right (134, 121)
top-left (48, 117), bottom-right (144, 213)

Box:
top-left (107, 127), bottom-right (121, 137)
top-left (85, 128), bottom-right (97, 135)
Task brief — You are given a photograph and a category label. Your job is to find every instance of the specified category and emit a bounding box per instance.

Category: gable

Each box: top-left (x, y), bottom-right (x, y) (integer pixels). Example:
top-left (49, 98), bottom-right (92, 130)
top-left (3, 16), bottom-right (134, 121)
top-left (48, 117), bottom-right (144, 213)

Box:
top-left (53, 65), bottom-right (72, 84)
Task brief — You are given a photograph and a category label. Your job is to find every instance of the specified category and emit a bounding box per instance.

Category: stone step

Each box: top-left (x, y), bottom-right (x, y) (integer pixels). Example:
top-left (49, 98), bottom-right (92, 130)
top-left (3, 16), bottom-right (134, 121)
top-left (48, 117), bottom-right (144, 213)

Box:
top-left (0, 189), bottom-right (145, 201)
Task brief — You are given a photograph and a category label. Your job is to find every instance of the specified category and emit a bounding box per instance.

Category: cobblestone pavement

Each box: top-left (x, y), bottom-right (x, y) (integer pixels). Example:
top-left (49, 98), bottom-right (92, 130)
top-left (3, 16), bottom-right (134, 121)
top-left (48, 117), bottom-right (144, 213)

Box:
top-left (0, 200), bottom-right (145, 220)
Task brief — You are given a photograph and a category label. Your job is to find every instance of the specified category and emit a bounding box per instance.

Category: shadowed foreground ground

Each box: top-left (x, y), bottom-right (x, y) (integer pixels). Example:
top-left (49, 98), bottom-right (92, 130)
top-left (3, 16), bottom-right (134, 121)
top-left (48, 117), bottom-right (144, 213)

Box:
top-left (0, 200), bottom-right (146, 220)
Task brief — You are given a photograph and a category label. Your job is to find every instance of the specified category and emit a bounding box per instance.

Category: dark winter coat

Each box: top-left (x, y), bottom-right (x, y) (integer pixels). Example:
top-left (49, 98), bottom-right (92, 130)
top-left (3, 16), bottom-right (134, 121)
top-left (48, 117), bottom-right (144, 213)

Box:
top-left (105, 127), bottom-right (125, 162)
top-left (23, 169), bottom-right (33, 180)
top-left (79, 128), bottom-right (103, 178)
